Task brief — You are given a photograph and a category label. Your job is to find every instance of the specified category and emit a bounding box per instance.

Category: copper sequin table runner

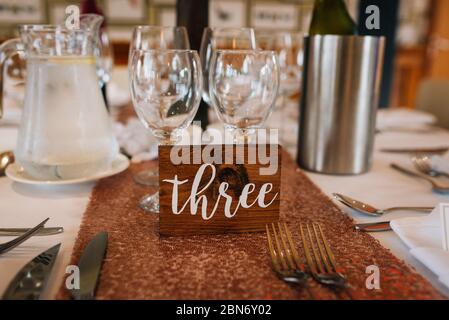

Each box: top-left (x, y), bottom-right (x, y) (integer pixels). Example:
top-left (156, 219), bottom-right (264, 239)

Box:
top-left (57, 151), bottom-right (444, 299)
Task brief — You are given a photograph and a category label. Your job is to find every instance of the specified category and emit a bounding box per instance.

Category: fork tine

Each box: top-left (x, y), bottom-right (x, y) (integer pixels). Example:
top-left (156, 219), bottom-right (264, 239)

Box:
top-left (300, 223), bottom-right (318, 276)
top-left (0, 218), bottom-right (49, 254)
top-left (266, 225), bottom-right (282, 273)
top-left (277, 223), bottom-right (295, 270)
top-left (283, 223), bottom-right (303, 270)
top-left (316, 223), bottom-right (339, 272)
top-left (312, 223), bottom-right (333, 273)
top-left (271, 223), bottom-right (288, 271)
top-left (306, 224), bottom-right (325, 274)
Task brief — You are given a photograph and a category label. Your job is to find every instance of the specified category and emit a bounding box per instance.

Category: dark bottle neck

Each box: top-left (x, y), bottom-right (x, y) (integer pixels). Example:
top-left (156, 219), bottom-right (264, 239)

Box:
top-left (309, 0), bottom-right (357, 35)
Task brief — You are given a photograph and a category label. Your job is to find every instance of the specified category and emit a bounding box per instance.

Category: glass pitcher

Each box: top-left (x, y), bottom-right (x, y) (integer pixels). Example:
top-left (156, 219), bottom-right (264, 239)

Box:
top-left (0, 24), bottom-right (118, 180)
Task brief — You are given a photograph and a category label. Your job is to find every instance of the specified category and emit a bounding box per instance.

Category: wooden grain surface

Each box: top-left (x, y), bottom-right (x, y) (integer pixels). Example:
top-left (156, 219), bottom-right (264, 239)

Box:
top-left (159, 144), bottom-right (281, 236)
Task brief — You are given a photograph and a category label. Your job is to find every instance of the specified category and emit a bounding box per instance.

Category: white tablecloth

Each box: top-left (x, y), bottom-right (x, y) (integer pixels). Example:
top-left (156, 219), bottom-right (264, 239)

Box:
top-left (2, 123), bottom-right (449, 299)
top-left (1, 68), bottom-right (449, 298)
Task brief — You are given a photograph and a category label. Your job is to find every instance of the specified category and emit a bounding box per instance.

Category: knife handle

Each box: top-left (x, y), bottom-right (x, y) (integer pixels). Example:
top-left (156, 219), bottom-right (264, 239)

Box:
top-left (354, 222), bottom-right (391, 232)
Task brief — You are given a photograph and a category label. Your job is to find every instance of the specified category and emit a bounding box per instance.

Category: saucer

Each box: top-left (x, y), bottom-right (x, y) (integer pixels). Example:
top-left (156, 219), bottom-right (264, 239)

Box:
top-left (5, 154), bottom-right (130, 185)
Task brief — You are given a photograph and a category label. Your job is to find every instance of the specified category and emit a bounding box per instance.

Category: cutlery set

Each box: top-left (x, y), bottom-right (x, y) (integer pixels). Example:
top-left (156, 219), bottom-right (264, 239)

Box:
top-left (2, 134), bottom-right (448, 299)
top-left (333, 193), bottom-right (434, 232)
top-left (1, 217), bottom-right (107, 300)
top-left (333, 193), bottom-right (433, 217)
top-left (334, 151), bottom-right (449, 232)
top-left (412, 155), bottom-right (449, 178)
top-left (266, 222), bottom-right (350, 298)
top-left (391, 163), bottom-right (449, 193)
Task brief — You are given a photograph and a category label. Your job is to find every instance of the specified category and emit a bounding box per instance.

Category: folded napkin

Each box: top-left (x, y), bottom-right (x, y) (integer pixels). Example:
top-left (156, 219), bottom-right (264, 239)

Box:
top-left (377, 108), bottom-right (436, 130)
top-left (391, 204), bottom-right (449, 289)
top-left (107, 82), bottom-right (130, 109)
top-left (114, 117), bottom-right (202, 163)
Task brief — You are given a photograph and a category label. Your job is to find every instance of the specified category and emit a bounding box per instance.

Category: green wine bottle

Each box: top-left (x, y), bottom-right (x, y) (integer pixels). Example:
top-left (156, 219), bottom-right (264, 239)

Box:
top-left (309, 0), bottom-right (357, 35)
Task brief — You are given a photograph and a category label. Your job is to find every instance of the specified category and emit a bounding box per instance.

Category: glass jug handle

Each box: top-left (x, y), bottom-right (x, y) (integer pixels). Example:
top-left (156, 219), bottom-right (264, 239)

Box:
top-left (0, 38), bottom-right (24, 119)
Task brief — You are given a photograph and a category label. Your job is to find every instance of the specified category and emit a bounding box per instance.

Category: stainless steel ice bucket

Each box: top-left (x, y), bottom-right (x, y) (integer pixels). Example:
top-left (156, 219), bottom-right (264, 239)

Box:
top-left (297, 35), bottom-right (385, 175)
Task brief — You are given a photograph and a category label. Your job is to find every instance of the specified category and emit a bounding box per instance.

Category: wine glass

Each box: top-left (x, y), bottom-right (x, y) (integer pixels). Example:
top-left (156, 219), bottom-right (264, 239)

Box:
top-left (130, 26), bottom-right (190, 59)
top-left (199, 28), bottom-right (256, 108)
top-left (130, 49), bottom-right (202, 212)
top-left (209, 50), bottom-right (280, 144)
top-left (129, 26), bottom-right (190, 187)
top-left (275, 32), bottom-right (303, 110)
top-left (271, 32), bottom-right (304, 146)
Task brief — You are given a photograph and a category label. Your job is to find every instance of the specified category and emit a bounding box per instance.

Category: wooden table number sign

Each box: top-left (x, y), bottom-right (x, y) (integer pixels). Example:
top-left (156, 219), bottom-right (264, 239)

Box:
top-left (159, 144), bottom-right (281, 236)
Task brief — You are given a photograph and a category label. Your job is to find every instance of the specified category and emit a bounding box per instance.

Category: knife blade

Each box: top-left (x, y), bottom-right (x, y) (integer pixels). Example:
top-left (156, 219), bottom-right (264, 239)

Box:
top-left (2, 243), bottom-right (61, 300)
top-left (354, 221), bottom-right (392, 232)
top-left (70, 231), bottom-right (108, 300)
top-left (0, 227), bottom-right (64, 237)
top-left (380, 147), bottom-right (449, 154)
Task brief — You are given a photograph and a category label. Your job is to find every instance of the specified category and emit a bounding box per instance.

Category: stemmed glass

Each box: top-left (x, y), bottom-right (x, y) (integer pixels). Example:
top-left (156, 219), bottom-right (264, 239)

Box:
top-left (256, 32), bottom-right (303, 146)
top-left (130, 49), bottom-right (202, 212)
top-left (129, 26), bottom-right (190, 188)
top-left (272, 32), bottom-right (303, 146)
top-left (208, 50), bottom-right (280, 144)
top-left (199, 28), bottom-right (256, 108)
top-left (275, 32), bottom-right (303, 112)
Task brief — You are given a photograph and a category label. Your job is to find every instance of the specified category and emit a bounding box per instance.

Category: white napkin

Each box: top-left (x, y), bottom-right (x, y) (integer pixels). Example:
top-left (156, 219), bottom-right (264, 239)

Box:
top-left (107, 82), bottom-right (130, 109)
top-left (429, 154), bottom-right (449, 174)
top-left (390, 204), bottom-right (449, 289)
top-left (114, 118), bottom-right (158, 163)
top-left (114, 117), bottom-right (203, 163)
top-left (377, 108), bottom-right (436, 130)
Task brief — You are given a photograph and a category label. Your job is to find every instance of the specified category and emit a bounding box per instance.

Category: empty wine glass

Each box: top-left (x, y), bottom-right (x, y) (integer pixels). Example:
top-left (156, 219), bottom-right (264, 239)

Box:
top-left (199, 28), bottom-right (256, 108)
top-left (270, 32), bottom-right (304, 147)
top-left (209, 50), bottom-right (280, 144)
top-left (130, 26), bottom-right (190, 59)
top-left (129, 26), bottom-right (190, 187)
top-left (130, 49), bottom-right (202, 212)
top-left (275, 32), bottom-right (303, 111)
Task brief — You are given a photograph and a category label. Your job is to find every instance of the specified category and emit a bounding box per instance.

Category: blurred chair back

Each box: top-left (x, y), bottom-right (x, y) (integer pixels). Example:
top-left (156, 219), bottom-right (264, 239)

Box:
top-left (416, 79), bottom-right (449, 129)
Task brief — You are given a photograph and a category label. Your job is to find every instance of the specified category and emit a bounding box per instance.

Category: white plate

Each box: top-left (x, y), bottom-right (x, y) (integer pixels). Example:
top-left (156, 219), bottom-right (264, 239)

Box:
top-left (5, 154), bottom-right (130, 185)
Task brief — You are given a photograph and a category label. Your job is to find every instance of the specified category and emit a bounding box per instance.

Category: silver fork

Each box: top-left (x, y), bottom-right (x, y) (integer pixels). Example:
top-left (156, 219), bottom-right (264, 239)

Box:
top-left (391, 163), bottom-right (449, 193)
top-left (412, 155), bottom-right (449, 179)
top-left (0, 218), bottom-right (49, 255)
top-left (266, 222), bottom-right (308, 286)
top-left (300, 223), bottom-right (347, 289)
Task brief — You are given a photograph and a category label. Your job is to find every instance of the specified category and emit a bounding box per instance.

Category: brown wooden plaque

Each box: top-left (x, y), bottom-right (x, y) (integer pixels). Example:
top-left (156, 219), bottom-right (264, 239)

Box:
top-left (159, 144), bottom-right (281, 236)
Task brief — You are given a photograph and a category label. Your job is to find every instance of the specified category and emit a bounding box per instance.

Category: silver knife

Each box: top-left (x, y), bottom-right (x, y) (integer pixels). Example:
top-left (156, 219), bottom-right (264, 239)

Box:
top-left (70, 231), bottom-right (108, 300)
top-left (354, 221), bottom-right (392, 232)
top-left (2, 243), bottom-right (61, 300)
top-left (0, 227), bottom-right (64, 237)
top-left (380, 147), bottom-right (449, 154)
